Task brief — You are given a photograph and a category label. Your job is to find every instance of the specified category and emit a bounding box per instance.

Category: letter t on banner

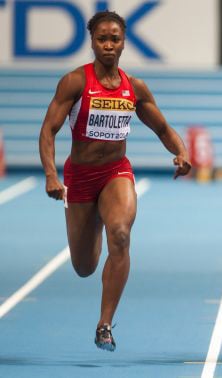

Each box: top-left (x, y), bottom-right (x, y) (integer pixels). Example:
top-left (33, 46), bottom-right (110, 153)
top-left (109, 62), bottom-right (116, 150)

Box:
top-left (14, 1), bottom-right (86, 57)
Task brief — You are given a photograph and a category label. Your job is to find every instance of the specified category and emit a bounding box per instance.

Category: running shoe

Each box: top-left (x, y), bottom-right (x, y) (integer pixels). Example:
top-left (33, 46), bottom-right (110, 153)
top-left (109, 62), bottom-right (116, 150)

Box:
top-left (95, 323), bottom-right (116, 352)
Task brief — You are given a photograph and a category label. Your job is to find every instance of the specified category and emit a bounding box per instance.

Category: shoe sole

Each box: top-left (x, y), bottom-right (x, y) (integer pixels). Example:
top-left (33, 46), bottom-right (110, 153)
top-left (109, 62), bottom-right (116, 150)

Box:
top-left (95, 341), bottom-right (116, 352)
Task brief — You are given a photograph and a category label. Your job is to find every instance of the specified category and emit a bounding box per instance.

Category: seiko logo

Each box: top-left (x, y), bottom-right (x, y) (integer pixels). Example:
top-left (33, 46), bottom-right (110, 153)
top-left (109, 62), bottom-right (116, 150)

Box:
top-left (90, 98), bottom-right (135, 111)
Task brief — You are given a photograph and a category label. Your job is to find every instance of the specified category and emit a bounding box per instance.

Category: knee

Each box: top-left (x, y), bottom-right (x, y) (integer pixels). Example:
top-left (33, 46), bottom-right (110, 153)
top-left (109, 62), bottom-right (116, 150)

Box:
top-left (70, 257), bottom-right (96, 278)
top-left (108, 224), bottom-right (130, 250)
top-left (72, 262), bottom-right (96, 278)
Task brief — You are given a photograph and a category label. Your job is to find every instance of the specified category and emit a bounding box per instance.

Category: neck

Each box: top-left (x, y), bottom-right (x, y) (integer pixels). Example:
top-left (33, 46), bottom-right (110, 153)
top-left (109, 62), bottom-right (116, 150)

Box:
top-left (93, 60), bottom-right (119, 80)
top-left (93, 60), bottom-right (121, 90)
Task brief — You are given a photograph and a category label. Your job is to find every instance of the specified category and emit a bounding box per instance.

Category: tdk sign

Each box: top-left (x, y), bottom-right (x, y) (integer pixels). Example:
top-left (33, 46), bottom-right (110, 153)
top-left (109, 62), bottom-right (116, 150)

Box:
top-left (0, 0), bottom-right (161, 59)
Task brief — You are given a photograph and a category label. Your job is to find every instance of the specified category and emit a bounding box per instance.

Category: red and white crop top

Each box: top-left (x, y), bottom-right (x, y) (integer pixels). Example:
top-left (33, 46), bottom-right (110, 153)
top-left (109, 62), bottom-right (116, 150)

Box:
top-left (69, 63), bottom-right (136, 141)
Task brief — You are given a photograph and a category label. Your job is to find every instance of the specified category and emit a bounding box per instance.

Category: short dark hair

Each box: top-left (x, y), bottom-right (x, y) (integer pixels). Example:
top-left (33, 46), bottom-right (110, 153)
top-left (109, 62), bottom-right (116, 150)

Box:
top-left (87, 11), bottom-right (126, 36)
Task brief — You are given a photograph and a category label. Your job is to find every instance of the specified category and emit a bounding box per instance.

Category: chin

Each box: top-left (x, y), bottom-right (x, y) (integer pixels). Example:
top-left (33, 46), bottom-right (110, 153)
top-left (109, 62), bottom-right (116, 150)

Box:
top-left (103, 57), bottom-right (116, 66)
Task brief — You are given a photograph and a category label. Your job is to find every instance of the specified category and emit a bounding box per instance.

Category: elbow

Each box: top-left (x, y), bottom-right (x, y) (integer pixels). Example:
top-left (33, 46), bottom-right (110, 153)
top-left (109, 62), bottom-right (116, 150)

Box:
top-left (155, 122), bottom-right (168, 139)
top-left (39, 128), bottom-right (55, 152)
top-left (39, 124), bottom-right (57, 140)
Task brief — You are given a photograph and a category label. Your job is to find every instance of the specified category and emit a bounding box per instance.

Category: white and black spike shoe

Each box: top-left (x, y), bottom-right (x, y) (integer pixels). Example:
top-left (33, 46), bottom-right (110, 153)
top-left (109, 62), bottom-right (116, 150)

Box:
top-left (95, 323), bottom-right (116, 352)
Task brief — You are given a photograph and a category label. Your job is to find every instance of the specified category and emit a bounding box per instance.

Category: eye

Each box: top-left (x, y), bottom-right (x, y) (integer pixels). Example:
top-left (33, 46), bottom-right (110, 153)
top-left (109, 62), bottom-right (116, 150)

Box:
top-left (97, 36), bottom-right (106, 42)
top-left (112, 36), bottom-right (121, 42)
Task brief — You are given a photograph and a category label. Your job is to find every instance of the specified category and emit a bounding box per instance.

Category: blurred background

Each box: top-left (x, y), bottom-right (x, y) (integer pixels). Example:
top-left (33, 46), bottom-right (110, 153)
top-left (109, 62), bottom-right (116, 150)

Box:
top-left (1, 2), bottom-right (222, 377)
top-left (0, 0), bottom-right (221, 179)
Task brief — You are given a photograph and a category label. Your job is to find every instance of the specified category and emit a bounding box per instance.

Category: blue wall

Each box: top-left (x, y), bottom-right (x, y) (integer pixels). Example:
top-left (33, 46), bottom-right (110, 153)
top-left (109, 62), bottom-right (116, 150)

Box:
top-left (1, 69), bottom-right (222, 170)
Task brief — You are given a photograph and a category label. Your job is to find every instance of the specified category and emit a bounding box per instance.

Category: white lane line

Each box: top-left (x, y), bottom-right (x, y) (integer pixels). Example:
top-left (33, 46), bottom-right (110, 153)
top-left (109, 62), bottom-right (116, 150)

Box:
top-left (0, 177), bottom-right (150, 319)
top-left (201, 298), bottom-right (222, 378)
top-left (0, 247), bottom-right (70, 319)
top-left (0, 176), bottom-right (37, 205)
top-left (135, 178), bottom-right (151, 197)
top-left (185, 361), bottom-right (222, 365)
top-left (205, 299), bottom-right (221, 305)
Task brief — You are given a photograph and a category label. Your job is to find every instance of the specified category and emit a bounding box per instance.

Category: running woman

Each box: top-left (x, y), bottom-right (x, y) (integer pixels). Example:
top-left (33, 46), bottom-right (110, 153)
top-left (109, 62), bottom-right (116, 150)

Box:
top-left (39, 10), bottom-right (191, 352)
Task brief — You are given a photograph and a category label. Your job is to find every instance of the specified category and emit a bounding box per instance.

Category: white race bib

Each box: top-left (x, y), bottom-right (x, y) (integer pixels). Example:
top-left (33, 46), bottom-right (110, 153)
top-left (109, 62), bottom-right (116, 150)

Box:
top-left (86, 97), bottom-right (135, 141)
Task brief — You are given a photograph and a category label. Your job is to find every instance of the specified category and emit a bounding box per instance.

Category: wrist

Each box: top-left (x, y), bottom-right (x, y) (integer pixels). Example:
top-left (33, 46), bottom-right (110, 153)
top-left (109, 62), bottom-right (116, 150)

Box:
top-left (46, 172), bottom-right (57, 179)
top-left (177, 151), bottom-right (189, 159)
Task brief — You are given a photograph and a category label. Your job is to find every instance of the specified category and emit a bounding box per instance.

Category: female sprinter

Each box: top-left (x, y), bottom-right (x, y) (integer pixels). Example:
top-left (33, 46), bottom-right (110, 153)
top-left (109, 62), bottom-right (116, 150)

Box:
top-left (39, 10), bottom-right (191, 352)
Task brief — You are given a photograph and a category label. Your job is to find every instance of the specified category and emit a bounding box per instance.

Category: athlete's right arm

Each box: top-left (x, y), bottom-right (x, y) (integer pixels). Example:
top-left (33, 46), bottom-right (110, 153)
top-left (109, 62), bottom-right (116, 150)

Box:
top-left (39, 69), bottom-right (84, 200)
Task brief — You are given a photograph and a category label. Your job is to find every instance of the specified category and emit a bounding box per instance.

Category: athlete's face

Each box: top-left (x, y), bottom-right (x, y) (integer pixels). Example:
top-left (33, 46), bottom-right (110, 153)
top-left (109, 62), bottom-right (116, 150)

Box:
top-left (91, 21), bottom-right (125, 66)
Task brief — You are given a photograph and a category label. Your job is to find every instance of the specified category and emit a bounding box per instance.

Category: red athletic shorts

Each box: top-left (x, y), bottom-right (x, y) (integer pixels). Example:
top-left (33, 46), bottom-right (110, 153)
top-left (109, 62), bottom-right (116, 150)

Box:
top-left (63, 156), bottom-right (135, 203)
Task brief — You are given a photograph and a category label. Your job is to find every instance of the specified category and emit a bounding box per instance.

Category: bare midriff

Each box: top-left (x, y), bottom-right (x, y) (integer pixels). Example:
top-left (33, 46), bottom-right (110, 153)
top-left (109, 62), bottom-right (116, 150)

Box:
top-left (70, 139), bottom-right (126, 166)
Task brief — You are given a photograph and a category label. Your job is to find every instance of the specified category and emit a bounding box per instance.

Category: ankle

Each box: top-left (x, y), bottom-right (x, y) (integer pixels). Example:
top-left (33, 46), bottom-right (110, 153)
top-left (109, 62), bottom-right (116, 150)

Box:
top-left (97, 320), bottom-right (112, 329)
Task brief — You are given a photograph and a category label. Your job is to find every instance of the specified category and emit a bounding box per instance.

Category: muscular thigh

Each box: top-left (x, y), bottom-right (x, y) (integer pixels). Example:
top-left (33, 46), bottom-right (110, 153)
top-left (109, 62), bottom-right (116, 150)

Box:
top-left (65, 202), bottom-right (104, 258)
top-left (98, 177), bottom-right (137, 229)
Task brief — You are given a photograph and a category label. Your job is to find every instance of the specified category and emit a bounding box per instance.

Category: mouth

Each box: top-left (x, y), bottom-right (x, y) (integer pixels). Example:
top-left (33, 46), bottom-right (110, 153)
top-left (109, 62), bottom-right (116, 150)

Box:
top-left (103, 53), bottom-right (115, 57)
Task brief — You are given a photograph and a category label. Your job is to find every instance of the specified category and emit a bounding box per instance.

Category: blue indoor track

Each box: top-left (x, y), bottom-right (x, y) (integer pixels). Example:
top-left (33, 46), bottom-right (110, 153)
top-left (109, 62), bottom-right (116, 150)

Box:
top-left (1, 172), bottom-right (222, 378)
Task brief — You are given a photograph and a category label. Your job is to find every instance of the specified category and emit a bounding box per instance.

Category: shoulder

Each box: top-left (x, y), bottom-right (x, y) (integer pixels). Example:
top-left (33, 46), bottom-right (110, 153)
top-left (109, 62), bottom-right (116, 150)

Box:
top-left (55, 66), bottom-right (86, 102)
top-left (122, 70), bottom-right (152, 99)
top-left (57, 66), bottom-right (85, 91)
top-left (125, 74), bottom-right (155, 104)
top-left (128, 75), bottom-right (149, 95)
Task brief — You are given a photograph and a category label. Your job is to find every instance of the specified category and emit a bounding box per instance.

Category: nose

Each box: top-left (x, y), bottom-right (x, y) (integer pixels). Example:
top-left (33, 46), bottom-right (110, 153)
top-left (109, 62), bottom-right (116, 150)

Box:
top-left (104, 41), bottom-right (113, 50)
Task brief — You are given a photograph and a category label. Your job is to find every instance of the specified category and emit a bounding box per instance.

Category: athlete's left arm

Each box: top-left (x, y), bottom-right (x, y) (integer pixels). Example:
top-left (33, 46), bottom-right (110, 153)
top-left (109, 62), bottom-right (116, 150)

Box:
top-left (131, 77), bottom-right (191, 178)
